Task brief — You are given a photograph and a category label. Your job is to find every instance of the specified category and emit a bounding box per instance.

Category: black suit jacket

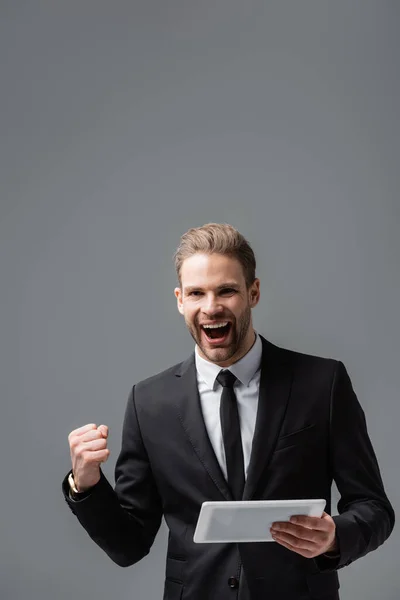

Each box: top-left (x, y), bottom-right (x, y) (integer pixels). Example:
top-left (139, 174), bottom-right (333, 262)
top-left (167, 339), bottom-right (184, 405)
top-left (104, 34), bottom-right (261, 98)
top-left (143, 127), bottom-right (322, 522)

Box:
top-left (62, 336), bottom-right (394, 600)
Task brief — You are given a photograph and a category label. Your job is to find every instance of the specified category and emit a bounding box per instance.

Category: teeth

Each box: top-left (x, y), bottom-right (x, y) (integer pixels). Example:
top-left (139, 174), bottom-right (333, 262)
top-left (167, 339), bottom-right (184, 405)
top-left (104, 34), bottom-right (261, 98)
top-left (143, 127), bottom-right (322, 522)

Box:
top-left (203, 322), bottom-right (228, 329)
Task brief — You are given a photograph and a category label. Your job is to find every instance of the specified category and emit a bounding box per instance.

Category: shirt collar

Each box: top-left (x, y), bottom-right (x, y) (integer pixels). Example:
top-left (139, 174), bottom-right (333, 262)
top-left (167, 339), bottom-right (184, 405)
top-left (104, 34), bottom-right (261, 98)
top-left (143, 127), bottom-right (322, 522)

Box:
top-left (195, 331), bottom-right (262, 390)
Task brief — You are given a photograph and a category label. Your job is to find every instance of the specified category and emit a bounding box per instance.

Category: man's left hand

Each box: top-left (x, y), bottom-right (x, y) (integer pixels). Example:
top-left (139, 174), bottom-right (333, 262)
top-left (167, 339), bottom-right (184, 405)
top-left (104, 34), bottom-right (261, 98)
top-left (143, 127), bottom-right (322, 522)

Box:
top-left (270, 512), bottom-right (337, 558)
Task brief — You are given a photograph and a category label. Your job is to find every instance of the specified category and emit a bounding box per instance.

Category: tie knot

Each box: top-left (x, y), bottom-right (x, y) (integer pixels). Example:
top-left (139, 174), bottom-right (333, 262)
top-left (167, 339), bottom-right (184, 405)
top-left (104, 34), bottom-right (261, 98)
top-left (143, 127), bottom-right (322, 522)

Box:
top-left (216, 370), bottom-right (237, 389)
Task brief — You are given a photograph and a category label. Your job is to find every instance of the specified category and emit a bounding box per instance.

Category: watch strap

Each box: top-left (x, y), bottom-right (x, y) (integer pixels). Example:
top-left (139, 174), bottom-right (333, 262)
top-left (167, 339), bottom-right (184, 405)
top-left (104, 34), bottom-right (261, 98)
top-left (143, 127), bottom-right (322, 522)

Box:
top-left (68, 472), bottom-right (91, 500)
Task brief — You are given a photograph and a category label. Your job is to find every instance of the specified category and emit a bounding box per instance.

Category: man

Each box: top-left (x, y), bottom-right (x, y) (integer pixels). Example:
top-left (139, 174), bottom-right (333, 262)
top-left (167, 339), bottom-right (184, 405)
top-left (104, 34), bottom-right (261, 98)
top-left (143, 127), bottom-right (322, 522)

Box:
top-left (62, 223), bottom-right (394, 600)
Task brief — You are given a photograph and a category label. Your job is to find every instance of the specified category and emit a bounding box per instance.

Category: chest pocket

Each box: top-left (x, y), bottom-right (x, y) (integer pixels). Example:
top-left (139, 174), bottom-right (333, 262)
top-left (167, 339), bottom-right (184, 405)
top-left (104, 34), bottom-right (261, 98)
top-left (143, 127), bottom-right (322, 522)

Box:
top-left (274, 423), bottom-right (316, 452)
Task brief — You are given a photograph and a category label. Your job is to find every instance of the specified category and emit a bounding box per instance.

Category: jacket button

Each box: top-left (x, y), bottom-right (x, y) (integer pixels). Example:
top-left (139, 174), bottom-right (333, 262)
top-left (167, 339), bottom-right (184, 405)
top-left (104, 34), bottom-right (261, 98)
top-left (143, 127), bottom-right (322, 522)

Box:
top-left (228, 576), bottom-right (239, 589)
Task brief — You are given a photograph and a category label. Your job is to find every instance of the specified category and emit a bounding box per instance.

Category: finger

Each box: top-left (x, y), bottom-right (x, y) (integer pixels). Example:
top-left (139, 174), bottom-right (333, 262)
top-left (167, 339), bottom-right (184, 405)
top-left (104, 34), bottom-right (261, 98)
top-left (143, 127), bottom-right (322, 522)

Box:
top-left (74, 429), bottom-right (104, 444)
top-left (271, 523), bottom-right (320, 543)
top-left (271, 533), bottom-right (316, 558)
top-left (72, 424), bottom-right (97, 437)
top-left (289, 515), bottom-right (330, 531)
top-left (81, 448), bottom-right (110, 462)
top-left (78, 437), bottom-right (107, 452)
top-left (271, 529), bottom-right (320, 552)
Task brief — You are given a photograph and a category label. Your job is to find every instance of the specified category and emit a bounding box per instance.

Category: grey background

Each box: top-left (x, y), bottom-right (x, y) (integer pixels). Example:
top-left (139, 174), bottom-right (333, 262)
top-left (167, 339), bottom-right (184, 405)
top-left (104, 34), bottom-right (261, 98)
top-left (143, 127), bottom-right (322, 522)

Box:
top-left (0, 2), bottom-right (399, 599)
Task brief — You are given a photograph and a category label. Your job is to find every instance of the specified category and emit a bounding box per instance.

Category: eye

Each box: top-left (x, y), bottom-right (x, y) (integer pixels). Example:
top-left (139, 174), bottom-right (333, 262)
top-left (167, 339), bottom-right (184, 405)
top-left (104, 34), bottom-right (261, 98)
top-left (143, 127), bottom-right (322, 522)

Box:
top-left (220, 288), bottom-right (236, 294)
top-left (189, 291), bottom-right (203, 296)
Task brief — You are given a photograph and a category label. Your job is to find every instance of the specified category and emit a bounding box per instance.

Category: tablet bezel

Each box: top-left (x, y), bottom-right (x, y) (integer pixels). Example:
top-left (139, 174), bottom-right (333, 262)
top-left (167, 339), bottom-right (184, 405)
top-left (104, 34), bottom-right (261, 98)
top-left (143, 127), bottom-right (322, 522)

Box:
top-left (193, 498), bottom-right (326, 543)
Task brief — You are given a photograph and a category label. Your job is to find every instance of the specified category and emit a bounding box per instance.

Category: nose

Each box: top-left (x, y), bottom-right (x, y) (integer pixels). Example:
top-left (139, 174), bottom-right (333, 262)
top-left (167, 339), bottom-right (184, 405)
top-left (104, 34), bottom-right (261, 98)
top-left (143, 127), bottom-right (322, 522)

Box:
top-left (202, 293), bottom-right (223, 315)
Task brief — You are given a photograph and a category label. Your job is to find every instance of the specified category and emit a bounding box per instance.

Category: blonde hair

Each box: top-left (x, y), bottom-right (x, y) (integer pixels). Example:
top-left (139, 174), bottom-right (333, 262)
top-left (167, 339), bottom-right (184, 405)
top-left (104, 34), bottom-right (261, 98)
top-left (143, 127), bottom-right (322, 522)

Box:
top-left (174, 223), bottom-right (256, 288)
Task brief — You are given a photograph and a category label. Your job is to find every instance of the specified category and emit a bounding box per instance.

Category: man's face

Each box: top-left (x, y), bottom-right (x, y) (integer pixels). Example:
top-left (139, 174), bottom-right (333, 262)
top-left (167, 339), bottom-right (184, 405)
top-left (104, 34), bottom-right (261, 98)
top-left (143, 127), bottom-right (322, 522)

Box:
top-left (175, 253), bottom-right (260, 366)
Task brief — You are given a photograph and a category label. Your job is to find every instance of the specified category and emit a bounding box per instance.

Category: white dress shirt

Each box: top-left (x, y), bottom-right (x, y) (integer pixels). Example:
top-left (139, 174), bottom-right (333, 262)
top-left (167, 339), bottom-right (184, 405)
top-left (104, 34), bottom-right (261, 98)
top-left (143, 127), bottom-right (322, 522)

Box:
top-left (194, 332), bottom-right (262, 481)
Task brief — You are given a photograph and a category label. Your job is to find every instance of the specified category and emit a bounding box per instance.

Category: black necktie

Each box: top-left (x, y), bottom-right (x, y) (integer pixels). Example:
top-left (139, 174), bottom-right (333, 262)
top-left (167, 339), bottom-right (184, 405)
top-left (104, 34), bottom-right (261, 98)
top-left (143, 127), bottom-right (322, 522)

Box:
top-left (216, 370), bottom-right (245, 500)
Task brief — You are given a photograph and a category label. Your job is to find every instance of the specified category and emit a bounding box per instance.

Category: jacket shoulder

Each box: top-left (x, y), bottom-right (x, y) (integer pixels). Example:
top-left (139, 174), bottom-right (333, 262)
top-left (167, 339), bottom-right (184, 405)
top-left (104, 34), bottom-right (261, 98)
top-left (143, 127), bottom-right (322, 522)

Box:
top-left (264, 340), bottom-right (342, 398)
top-left (264, 337), bottom-right (340, 374)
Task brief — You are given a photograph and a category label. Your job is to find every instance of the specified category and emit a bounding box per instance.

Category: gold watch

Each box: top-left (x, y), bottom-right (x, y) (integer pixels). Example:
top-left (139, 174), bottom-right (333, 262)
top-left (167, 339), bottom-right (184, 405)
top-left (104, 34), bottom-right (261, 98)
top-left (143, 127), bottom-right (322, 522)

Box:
top-left (68, 472), bottom-right (81, 494)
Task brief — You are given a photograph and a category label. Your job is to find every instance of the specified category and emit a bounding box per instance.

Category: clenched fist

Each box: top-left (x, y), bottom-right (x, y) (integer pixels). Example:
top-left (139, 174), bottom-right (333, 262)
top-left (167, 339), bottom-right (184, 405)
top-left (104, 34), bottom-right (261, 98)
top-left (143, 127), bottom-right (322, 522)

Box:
top-left (68, 423), bottom-right (110, 492)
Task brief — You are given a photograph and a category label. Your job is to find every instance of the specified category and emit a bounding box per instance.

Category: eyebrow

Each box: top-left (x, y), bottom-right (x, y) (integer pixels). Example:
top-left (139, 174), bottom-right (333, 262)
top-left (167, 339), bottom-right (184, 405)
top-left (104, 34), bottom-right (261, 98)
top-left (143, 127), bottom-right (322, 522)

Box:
top-left (184, 282), bottom-right (240, 294)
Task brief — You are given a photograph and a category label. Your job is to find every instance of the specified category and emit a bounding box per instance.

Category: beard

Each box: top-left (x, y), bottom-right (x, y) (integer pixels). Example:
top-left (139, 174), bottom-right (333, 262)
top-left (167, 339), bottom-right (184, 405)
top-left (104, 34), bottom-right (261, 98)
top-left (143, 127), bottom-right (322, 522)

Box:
top-left (185, 304), bottom-right (252, 364)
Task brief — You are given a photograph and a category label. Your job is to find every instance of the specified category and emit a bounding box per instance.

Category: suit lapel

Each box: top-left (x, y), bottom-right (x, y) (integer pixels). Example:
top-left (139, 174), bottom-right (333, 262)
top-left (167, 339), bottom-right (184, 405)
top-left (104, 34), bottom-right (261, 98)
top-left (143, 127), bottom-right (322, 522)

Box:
top-left (173, 335), bottom-right (294, 502)
top-left (242, 336), bottom-right (294, 500)
top-left (174, 353), bottom-right (233, 501)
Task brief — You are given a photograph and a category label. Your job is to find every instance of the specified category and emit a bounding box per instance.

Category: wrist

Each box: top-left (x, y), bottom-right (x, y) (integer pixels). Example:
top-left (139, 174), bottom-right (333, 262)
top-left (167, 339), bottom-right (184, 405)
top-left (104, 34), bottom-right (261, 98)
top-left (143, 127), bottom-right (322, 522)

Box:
top-left (325, 535), bottom-right (339, 554)
top-left (68, 472), bottom-right (89, 494)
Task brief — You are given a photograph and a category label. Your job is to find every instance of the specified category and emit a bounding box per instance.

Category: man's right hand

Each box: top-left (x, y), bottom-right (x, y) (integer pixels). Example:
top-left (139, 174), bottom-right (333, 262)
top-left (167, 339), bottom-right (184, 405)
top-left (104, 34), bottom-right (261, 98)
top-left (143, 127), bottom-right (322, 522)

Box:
top-left (68, 423), bottom-right (110, 492)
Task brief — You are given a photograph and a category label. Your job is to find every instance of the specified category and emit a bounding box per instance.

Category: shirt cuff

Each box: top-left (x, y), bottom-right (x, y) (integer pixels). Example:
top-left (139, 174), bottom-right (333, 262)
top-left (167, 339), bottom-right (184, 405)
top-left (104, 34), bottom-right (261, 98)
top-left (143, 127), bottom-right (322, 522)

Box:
top-left (322, 551), bottom-right (341, 559)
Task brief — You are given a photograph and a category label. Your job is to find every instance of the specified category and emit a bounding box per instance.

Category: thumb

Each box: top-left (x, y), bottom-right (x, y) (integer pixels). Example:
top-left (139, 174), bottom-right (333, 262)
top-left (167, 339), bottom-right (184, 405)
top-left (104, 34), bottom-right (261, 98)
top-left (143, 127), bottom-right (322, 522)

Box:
top-left (322, 511), bottom-right (334, 522)
top-left (98, 424), bottom-right (109, 438)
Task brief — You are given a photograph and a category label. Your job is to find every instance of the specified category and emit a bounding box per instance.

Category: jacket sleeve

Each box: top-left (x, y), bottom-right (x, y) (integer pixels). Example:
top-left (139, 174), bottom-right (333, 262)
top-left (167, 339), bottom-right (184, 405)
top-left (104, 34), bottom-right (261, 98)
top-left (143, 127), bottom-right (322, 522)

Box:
top-left (314, 361), bottom-right (395, 572)
top-left (62, 386), bottom-right (163, 567)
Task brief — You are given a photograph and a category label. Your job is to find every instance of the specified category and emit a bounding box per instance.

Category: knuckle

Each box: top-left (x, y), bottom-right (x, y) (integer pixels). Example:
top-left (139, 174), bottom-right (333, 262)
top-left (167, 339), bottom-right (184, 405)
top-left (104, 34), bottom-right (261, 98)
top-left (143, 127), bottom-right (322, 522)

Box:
top-left (82, 450), bottom-right (94, 462)
top-left (75, 443), bottom-right (84, 456)
top-left (68, 432), bottom-right (77, 445)
top-left (85, 423), bottom-right (97, 430)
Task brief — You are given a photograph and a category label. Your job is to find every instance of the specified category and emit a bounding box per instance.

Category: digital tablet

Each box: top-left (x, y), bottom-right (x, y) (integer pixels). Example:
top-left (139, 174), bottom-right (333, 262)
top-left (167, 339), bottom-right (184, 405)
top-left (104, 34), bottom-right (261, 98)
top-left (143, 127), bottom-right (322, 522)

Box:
top-left (193, 499), bottom-right (326, 543)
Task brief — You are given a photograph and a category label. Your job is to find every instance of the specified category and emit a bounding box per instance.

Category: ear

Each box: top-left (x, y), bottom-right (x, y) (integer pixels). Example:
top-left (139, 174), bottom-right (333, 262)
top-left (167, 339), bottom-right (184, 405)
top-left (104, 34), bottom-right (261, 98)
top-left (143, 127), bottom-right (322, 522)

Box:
top-left (249, 278), bottom-right (261, 308)
top-left (174, 287), bottom-right (184, 315)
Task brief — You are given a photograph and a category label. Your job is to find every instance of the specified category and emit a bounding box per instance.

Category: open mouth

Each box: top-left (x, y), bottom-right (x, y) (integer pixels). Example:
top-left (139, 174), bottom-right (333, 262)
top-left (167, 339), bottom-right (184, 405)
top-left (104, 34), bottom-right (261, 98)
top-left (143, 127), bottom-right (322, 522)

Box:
top-left (200, 322), bottom-right (232, 344)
